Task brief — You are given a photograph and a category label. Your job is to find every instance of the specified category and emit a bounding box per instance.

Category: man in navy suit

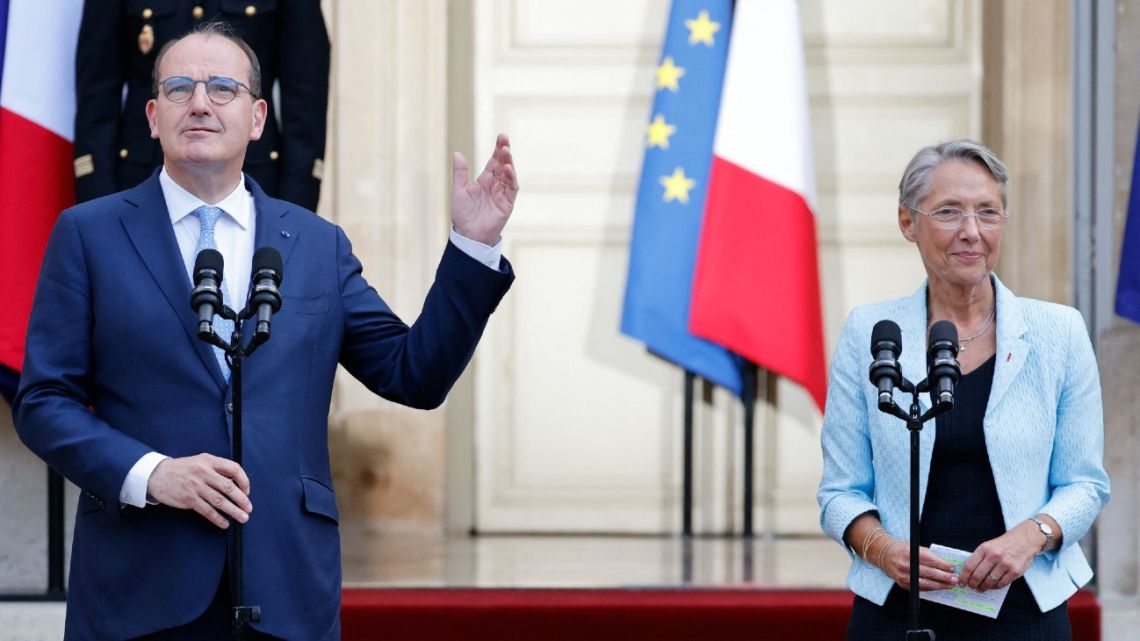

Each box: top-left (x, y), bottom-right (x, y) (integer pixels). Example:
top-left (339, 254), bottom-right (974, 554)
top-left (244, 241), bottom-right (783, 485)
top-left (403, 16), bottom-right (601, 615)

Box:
top-left (14, 22), bottom-right (517, 640)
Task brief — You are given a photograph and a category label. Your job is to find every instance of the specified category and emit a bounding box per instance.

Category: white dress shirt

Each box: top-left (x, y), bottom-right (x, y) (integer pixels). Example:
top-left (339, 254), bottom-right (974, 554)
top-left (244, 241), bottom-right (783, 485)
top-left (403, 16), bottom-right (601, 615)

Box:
top-left (119, 168), bottom-right (503, 507)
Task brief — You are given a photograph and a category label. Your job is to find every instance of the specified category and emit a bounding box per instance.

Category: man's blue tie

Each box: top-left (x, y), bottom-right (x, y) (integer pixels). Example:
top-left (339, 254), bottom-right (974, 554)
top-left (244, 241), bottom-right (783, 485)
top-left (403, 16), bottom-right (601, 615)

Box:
top-left (193, 206), bottom-right (234, 381)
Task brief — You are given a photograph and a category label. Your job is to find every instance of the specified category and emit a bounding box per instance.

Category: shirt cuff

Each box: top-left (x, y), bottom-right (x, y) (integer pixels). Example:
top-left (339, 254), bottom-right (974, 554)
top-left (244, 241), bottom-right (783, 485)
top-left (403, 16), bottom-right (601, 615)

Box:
top-left (450, 229), bottom-right (503, 271)
top-left (120, 451), bottom-right (170, 508)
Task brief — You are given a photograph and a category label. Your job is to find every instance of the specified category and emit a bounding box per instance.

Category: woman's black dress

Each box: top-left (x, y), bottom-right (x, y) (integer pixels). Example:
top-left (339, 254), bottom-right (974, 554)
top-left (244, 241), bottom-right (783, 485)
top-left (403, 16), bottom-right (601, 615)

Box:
top-left (847, 354), bottom-right (1072, 641)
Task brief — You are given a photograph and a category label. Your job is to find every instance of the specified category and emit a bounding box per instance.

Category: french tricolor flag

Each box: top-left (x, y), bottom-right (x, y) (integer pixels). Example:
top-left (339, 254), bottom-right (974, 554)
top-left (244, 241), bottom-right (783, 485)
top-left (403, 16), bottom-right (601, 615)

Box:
top-left (688, 0), bottom-right (827, 411)
top-left (622, 0), bottom-right (826, 411)
top-left (0, 0), bottom-right (82, 400)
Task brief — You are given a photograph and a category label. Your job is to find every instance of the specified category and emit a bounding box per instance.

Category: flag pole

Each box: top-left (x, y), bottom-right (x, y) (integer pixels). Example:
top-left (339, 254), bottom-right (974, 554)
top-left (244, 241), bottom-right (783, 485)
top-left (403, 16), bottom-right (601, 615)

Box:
top-left (47, 469), bottom-right (66, 598)
top-left (761, 368), bottom-right (779, 542)
top-left (682, 370), bottom-right (696, 537)
top-left (741, 363), bottom-right (779, 540)
top-left (741, 361), bottom-right (757, 537)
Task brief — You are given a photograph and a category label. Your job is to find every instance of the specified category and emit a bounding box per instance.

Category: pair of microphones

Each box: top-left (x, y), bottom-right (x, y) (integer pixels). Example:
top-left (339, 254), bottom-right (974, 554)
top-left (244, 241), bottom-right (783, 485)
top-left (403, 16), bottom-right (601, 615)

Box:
top-left (190, 247), bottom-right (283, 345)
top-left (869, 319), bottom-right (961, 412)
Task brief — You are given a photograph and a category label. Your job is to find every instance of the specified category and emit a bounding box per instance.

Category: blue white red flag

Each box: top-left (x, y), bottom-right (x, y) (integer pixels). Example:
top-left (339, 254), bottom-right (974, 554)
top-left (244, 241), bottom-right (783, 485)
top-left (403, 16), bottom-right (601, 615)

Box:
top-left (687, 0), bottom-right (826, 411)
top-left (621, 0), bottom-right (826, 410)
top-left (0, 0), bottom-right (83, 403)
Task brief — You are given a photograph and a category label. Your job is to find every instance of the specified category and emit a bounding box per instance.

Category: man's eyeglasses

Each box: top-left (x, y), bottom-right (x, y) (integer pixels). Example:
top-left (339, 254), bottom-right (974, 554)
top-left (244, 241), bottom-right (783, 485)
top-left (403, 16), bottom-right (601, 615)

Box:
top-left (158, 76), bottom-right (255, 105)
top-left (909, 205), bottom-right (1009, 230)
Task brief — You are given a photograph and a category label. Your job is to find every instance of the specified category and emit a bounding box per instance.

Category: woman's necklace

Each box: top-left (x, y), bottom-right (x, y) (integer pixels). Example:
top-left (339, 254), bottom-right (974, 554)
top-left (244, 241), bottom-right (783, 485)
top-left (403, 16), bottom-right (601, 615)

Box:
top-left (956, 305), bottom-right (996, 352)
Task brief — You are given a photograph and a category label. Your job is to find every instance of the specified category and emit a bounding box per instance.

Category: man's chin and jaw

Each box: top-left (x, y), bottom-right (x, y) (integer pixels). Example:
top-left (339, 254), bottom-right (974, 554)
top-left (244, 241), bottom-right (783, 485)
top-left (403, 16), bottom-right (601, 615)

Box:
top-left (170, 131), bottom-right (244, 170)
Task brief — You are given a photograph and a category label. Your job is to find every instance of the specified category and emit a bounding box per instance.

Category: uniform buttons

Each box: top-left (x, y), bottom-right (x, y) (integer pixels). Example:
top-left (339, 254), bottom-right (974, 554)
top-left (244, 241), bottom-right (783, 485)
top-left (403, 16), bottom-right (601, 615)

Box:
top-left (245, 5), bottom-right (257, 16)
top-left (119, 148), bottom-right (129, 159)
top-left (227, 402), bottom-right (234, 413)
top-left (269, 150), bottom-right (279, 161)
top-left (142, 8), bottom-right (153, 19)
top-left (192, 5), bottom-right (204, 19)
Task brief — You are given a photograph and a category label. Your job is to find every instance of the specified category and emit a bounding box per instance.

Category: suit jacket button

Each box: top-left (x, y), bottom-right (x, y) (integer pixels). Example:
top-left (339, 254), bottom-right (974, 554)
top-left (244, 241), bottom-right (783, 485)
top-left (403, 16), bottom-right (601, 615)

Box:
top-left (119, 148), bottom-right (129, 159)
top-left (269, 150), bottom-right (279, 161)
top-left (227, 402), bottom-right (234, 413)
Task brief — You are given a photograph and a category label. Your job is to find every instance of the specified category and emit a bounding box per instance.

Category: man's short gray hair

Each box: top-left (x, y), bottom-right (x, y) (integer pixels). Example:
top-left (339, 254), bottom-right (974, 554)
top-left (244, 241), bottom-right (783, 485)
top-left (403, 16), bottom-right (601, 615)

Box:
top-left (898, 140), bottom-right (1008, 212)
top-left (151, 21), bottom-right (262, 99)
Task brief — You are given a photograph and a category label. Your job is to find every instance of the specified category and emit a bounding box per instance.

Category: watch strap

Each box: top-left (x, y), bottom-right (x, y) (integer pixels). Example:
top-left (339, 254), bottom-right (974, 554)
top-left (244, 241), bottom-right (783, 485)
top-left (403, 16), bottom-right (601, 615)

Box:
top-left (1030, 517), bottom-right (1053, 552)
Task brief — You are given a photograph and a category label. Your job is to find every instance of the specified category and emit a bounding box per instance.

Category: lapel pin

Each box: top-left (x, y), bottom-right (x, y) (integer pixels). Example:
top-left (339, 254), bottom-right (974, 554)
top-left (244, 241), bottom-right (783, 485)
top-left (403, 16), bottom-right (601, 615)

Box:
top-left (280, 230), bottom-right (291, 238)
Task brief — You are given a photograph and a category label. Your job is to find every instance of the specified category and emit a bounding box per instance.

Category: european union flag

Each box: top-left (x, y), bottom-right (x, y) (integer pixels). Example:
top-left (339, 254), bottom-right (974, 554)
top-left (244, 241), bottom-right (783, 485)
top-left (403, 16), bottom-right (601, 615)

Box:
top-left (620, 0), bottom-right (741, 395)
top-left (1116, 113), bottom-right (1140, 324)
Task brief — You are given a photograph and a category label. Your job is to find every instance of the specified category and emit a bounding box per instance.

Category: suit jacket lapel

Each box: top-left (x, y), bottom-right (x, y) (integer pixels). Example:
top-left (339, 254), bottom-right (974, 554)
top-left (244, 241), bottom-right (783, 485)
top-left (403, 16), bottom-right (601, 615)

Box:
top-left (986, 274), bottom-right (1030, 418)
top-left (119, 174), bottom-right (228, 390)
top-left (241, 178), bottom-right (297, 343)
top-left (250, 178), bottom-right (297, 271)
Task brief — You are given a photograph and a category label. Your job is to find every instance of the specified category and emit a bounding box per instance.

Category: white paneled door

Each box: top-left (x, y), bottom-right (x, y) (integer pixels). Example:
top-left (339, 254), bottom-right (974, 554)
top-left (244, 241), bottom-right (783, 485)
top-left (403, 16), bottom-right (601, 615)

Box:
top-left (469, 0), bottom-right (983, 534)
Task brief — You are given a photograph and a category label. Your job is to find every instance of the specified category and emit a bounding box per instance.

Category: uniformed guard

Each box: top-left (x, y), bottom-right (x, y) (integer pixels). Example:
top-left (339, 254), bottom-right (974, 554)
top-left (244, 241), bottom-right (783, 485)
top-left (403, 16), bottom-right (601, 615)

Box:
top-left (73, 0), bottom-right (330, 210)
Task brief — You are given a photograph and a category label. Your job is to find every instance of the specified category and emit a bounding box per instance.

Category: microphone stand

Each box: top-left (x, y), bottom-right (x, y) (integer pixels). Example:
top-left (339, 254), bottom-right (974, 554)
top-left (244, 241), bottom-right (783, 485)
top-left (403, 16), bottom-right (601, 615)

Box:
top-left (876, 377), bottom-right (953, 641)
top-left (199, 304), bottom-right (270, 641)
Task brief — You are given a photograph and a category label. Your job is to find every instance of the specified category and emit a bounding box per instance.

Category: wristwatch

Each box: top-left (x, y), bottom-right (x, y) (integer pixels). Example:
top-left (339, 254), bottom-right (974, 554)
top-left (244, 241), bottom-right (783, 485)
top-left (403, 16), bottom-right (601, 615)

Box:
top-left (1030, 517), bottom-right (1054, 552)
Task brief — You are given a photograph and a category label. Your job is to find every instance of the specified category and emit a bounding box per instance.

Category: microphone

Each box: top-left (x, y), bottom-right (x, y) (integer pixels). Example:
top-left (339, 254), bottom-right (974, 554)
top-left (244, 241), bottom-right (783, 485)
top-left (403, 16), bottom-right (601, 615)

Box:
top-left (869, 320), bottom-right (903, 410)
top-left (927, 320), bottom-right (961, 409)
top-left (191, 249), bottom-right (225, 340)
top-left (249, 247), bottom-right (283, 338)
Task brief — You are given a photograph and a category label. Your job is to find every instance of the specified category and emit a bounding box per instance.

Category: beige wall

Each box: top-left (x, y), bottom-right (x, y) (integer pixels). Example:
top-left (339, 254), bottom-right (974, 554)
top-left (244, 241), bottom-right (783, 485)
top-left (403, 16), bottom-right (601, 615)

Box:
top-left (982, 0), bottom-right (1072, 304)
top-left (319, 0), bottom-right (453, 531)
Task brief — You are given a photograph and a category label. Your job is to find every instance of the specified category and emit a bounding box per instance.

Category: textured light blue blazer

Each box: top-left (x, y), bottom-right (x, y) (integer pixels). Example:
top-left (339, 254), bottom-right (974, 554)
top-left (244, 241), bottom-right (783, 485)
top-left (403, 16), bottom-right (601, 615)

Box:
top-left (817, 274), bottom-right (1110, 613)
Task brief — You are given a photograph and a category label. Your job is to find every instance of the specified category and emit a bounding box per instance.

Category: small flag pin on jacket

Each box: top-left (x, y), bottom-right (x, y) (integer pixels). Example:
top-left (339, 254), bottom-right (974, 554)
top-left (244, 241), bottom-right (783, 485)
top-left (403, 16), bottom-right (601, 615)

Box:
top-left (281, 230), bottom-right (291, 238)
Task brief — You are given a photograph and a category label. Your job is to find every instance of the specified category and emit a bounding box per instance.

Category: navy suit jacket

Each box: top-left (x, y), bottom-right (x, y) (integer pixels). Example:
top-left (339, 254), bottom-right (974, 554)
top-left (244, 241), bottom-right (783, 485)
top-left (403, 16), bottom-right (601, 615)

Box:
top-left (14, 173), bottom-right (513, 640)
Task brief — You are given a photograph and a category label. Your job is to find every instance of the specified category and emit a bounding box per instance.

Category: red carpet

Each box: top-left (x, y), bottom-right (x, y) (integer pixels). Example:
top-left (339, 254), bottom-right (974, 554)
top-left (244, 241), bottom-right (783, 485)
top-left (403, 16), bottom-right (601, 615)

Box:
top-left (342, 588), bottom-right (1100, 640)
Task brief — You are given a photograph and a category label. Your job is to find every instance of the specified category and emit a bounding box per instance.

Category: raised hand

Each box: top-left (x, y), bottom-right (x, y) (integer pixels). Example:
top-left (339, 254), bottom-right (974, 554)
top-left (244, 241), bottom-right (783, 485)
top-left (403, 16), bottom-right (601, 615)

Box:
top-left (451, 133), bottom-right (518, 246)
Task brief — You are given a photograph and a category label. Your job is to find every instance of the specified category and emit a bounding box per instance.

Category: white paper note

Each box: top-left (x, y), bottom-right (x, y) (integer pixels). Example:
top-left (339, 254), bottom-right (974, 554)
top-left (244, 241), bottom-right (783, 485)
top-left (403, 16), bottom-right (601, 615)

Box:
top-left (918, 543), bottom-right (1009, 619)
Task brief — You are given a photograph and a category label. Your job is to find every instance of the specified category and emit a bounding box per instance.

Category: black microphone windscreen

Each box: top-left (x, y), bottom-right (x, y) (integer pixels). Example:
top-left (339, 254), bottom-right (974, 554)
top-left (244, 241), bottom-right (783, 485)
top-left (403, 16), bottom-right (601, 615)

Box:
top-left (928, 320), bottom-right (958, 351)
top-left (871, 320), bottom-right (902, 354)
top-left (252, 247), bottom-right (283, 280)
top-left (194, 249), bottom-right (224, 278)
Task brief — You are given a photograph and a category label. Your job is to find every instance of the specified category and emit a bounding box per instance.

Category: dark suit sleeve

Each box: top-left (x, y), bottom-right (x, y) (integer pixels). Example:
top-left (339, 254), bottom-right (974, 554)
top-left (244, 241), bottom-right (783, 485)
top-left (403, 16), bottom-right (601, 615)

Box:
top-left (274, 0), bottom-right (330, 210)
top-left (74, 0), bottom-right (129, 203)
top-left (337, 233), bottom-right (514, 409)
top-left (12, 210), bottom-right (152, 514)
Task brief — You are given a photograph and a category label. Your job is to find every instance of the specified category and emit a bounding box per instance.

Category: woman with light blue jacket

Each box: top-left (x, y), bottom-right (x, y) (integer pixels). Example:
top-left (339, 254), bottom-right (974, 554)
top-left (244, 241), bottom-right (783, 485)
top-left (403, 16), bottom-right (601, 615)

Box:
top-left (817, 140), bottom-right (1110, 640)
